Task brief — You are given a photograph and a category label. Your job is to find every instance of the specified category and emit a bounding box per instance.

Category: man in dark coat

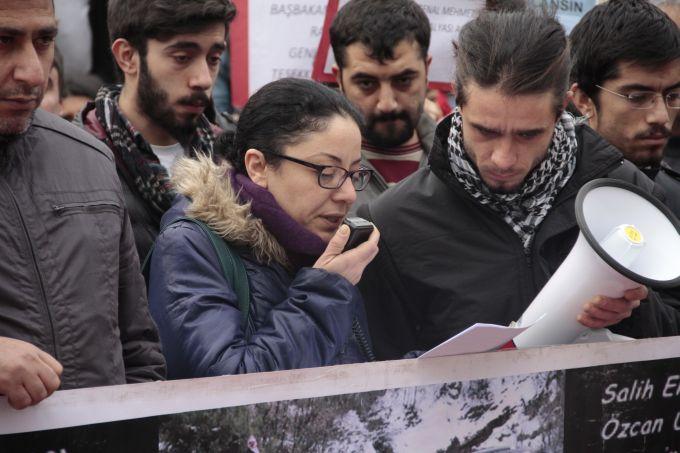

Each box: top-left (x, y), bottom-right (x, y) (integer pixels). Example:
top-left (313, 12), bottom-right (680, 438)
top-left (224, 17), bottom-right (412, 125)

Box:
top-left (77, 0), bottom-right (235, 262)
top-left (570, 0), bottom-right (680, 219)
top-left (0, 0), bottom-right (164, 409)
top-left (358, 9), bottom-right (680, 360)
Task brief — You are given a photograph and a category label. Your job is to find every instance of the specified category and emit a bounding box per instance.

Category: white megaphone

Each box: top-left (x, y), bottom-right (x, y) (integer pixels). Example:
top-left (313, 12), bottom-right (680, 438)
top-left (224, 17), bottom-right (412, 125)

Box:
top-left (513, 178), bottom-right (680, 348)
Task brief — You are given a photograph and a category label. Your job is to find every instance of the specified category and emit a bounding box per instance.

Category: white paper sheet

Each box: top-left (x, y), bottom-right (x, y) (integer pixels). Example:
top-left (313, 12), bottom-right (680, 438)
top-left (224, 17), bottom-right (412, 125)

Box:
top-left (418, 323), bottom-right (533, 359)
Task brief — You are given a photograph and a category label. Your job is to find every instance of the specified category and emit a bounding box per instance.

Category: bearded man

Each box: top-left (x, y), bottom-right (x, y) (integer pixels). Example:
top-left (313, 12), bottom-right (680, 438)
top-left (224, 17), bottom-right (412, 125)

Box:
top-left (329, 0), bottom-right (435, 210)
top-left (77, 0), bottom-right (236, 260)
top-left (357, 9), bottom-right (680, 360)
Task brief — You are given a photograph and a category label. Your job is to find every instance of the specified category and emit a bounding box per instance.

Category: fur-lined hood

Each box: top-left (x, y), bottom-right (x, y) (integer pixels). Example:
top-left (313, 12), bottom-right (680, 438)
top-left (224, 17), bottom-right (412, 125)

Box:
top-left (171, 155), bottom-right (288, 266)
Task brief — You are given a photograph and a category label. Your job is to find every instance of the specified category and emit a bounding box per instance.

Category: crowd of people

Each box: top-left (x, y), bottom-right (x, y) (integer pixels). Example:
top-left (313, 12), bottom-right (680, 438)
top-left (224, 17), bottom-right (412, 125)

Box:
top-left (1, 0), bottom-right (679, 441)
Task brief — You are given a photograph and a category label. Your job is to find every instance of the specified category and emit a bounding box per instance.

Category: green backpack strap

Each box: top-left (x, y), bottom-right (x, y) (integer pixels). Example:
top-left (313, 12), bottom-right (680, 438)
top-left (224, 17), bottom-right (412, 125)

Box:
top-left (143, 216), bottom-right (251, 330)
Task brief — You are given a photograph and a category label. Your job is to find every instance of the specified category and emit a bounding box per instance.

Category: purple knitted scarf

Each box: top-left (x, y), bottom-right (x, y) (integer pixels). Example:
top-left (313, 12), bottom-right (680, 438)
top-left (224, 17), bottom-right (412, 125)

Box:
top-left (231, 172), bottom-right (327, 267)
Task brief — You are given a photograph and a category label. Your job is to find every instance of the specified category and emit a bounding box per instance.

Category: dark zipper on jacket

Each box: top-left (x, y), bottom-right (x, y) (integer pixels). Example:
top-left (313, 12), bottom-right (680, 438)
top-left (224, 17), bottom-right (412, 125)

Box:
top-left (53, 200), bottom-right (121, 215)
top-left (3, 181), bottom-right (59, 360)
top-left (352, 317), bottom-right (376, 362)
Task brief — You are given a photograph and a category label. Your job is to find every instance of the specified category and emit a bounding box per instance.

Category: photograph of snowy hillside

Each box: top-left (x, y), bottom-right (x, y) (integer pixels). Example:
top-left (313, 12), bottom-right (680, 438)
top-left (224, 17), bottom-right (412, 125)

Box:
top-left (159, 371), bottom-right (564, 452)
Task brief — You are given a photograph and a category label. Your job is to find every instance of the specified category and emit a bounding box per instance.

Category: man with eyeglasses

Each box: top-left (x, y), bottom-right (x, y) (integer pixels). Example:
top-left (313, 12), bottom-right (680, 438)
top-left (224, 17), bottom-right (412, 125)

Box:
top-left (658, 1), bottom-right (680, 197)
top-left (570, 0), bottom-right (680, 218)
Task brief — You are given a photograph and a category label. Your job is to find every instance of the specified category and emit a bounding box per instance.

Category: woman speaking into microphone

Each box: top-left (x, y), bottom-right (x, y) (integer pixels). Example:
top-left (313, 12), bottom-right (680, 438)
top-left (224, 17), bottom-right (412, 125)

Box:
top-left (147, 78), bottom-right (379, 378)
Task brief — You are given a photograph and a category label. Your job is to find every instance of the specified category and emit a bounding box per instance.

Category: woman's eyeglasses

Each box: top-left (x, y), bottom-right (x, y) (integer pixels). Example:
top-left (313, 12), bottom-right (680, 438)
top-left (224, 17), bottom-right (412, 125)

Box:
top-left (260, 150), bottom-right (373, 191)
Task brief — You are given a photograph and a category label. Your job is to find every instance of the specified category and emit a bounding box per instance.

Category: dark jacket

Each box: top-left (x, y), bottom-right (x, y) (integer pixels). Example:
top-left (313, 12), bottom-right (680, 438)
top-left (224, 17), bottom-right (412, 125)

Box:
top-left (351, 113), bottom-right (437, 214)
top-left (358, 115), bottom-right (680, 360)
top-left (76, 106), bottom-right (161, 262)
top-left (0, 110), bottom-right (165, 388)
top-left (76, 105), bottom-right (223, 263)
top-left (147, 158), bottom-right (371, 379)
top-left (656, 138), bottom-right (680, 220)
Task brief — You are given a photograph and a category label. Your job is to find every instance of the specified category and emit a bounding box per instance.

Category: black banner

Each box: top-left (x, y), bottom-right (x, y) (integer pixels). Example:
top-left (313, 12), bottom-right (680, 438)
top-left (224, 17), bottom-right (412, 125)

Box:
top-left (564, 358), bottom-right (680, 452)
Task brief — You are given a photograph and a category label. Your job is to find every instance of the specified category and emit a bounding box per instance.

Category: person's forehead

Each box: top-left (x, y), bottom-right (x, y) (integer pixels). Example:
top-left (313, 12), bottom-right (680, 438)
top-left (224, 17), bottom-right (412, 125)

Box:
top-left (343, 39), bottom-right (425, 77)
top-left (607, 60), bottom-right (680, 90)
top-left (659, 4), bottom-right (680, 26)
top-left (0, 0), bottom-right (54, 17)
top-left (463, 82), bottom-right (557, 130)
top-left (0, 0), bottom-right (56, 30)
top-left (149, 22), bottom-right (227, 51)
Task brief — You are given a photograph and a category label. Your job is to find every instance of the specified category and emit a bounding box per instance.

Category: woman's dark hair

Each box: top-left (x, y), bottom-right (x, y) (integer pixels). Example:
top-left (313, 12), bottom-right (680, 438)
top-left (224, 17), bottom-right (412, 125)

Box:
top-left (218, 78), bottom-right (364, 174)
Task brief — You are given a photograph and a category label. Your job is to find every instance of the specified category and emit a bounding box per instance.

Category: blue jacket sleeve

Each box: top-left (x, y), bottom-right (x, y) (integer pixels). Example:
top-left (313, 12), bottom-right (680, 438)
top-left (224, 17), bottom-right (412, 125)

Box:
top-left (147, 221), bottom-right (360, 378)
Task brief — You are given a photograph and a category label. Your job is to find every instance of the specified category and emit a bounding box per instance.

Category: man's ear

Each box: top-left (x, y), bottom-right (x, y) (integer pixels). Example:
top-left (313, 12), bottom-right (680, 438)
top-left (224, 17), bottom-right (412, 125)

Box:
top-left (570, 82), bottom-right (598, 126)
top-left (111, 38), bottom-right (139, 78)
top-left (332, 64), bottom-right (343, 92)
top-left (425, 54), bottom-right (432, 77)
top-left (244, 149), bottom-right (269, 188)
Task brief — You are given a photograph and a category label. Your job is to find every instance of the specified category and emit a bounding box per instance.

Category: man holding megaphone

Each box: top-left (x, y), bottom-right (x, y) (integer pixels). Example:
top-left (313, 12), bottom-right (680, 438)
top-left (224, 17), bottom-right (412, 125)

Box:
top-left (356, 8), bottom-right (680, 360)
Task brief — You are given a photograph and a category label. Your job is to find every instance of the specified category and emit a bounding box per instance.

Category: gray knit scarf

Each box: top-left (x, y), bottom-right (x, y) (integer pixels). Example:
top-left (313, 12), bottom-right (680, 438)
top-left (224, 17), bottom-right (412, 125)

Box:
top-left (447, 108), bottom-right (578, 251)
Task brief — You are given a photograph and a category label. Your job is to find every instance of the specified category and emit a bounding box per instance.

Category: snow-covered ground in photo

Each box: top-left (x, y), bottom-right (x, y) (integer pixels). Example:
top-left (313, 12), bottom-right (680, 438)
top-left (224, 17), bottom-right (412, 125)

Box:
top-left (324, 372), bottom-right (563, 453)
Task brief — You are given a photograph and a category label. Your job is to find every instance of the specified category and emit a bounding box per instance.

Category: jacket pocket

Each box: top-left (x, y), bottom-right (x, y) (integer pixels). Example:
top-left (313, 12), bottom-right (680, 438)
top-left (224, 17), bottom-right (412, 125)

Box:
top-left (53, 200), bottom-right (122, 216)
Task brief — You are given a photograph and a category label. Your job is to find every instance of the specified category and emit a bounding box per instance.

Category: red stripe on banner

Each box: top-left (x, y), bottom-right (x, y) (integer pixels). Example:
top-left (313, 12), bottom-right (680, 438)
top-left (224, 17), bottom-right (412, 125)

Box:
top-left (230, 0), bottom-right (249, 108)
top-left (429, 81), bottom-right (453, 92)
top-left (312, 0), bottom-right (340, 85)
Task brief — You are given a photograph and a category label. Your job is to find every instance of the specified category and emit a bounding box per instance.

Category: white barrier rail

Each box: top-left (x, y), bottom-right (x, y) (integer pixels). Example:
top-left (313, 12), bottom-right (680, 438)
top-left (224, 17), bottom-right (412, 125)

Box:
top-left (1, 336), bottom-right (679, 435)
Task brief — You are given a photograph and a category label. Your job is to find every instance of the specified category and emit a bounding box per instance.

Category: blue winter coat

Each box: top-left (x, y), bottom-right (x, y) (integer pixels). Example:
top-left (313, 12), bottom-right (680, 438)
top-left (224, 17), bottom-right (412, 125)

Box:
top-left (148, 194), bottom-right (371, 379)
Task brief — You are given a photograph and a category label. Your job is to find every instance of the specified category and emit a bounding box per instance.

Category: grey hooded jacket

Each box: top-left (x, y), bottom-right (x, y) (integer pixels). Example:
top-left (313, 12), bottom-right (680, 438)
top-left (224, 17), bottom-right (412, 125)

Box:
top-left (0, 110), bottom-right (165, 389)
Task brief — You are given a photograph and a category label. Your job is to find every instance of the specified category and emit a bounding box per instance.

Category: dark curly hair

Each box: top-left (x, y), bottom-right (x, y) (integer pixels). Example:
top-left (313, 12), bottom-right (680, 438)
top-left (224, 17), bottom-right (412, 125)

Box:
top-left (330, 0), bottom-right (430, 68)
top-left (216, 78), bottom-right (364, 174)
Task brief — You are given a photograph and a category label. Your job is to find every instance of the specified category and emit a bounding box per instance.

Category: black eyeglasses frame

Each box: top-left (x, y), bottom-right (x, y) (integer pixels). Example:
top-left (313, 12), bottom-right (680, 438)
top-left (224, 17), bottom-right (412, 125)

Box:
top-left (258, 149), bottom-right (373, 191)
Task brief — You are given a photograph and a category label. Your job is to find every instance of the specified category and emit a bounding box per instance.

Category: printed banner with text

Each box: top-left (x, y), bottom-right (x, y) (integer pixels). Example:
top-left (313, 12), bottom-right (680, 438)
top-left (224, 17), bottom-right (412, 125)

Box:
top-left (1, 338), bottom-right (679, 452)
top-left (229, 0), bottom-right (597, 108)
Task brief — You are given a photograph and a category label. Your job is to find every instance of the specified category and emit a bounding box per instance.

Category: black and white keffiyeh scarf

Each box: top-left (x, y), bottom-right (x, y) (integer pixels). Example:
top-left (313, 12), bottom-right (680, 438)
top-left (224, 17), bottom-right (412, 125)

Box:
top-left (447, 108), bottom-right (578, 251)
top-left (93, 85), bottom-right (215, 216)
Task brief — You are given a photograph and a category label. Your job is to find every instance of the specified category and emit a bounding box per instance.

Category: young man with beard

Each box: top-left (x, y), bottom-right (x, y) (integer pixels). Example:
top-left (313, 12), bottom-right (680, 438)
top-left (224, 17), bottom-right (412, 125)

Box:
top-left (77, 0), bottom-right (236, 261)
top-left (357, 9), bottom-right (680, 360)
top-left (0, 0), bottom-right (164, 411)
top-left (570, 0), bottom-right (680, 218)
top-left (329, 0), bottom-right (435, 210)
